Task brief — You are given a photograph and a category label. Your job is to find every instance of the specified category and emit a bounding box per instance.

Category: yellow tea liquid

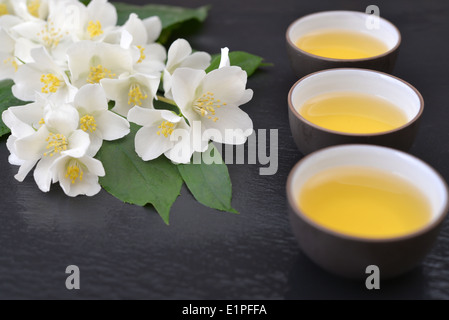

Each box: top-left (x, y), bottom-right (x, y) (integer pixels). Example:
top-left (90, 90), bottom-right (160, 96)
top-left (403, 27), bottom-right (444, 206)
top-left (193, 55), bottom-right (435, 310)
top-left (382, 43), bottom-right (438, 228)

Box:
top-left (296, 29), bottom-right (389, 59)
top-left (298, 167), bottom-right (432, 239)
top-left (299, 91), bottom-right (408, 134)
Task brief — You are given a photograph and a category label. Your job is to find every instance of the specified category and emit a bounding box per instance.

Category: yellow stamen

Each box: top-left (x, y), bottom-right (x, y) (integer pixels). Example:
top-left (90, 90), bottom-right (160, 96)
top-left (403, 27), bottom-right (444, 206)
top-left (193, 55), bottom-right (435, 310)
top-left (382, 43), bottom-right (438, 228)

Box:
top-left (87, 65), bottom-right (116, 84)
top-left (128, 84), bottom-right (148, 106)
top-left (44, 133), bottom-right (68, 157)
top-left (3, 58), bottom-right (18, 72)
top-left (80, 115), bottom-right (97, 133)
top-left (41, 74), bottom-right (61, 94)
top-left (28, 0), bottom-right (41, 18)
top-left (157, 121), bottom-right (175, 138)
top-left (87, 20), bottom-right (103, 39)
top-left (37, 22), bottom-right (63, 48)
top-left (137, 45), bottom-right (146, 63)
top-left (193, 91), bottom-right (225, 122)
top-left (32, 118), bottom-right (45, 130)
top-left (0, 4), bottom-right (8, 16)
top-left (66, 160), bottom-right (84, 184)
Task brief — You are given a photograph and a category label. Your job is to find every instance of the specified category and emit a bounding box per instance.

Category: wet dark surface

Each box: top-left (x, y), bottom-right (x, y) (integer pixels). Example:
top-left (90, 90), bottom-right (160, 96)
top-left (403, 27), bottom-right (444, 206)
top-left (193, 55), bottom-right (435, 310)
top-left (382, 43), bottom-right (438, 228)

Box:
top-left (1, 0), bottom-right (449, 299)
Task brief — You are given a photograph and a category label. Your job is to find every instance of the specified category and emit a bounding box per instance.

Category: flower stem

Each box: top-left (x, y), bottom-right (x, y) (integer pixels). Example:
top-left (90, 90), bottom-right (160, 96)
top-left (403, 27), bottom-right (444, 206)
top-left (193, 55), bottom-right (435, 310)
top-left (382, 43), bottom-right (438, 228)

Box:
top-left (157, 95), bottom-right (177, 107)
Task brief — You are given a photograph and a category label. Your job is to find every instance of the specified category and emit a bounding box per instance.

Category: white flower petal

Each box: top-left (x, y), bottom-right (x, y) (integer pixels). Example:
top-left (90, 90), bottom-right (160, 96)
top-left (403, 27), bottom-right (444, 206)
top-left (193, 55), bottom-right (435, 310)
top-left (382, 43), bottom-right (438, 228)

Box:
top-left (76, 174), bottom-right (102, 197)
top-left (111, 102), bottom-right (133, 118)
top-left (127, 106), bottom-right (163, 127)
top-left (6, 133), bottom-right (39, 181)
top-left (135, 125), bottom-right (173, 161)
top-left (143, 16), bottom-right (162, 43)
top-left (0, 15), bottom-right (24, 30)
top-left (120, 29), bottom-right (133, 49)
top-left (12, 64), bottom-right (44, 102)
top-left (202, 66), bottom-right (248, 105)
top-left (103, 73), bottom-right (159, 116)
top-left (58, 175), bottom-right (72, 195)
top-left (11, 20), bottom-right (46, 44)
top-left (181, 51), bottom-right (212, 70)
top-left (30, 47), bottom-right (59, 70)
top-left (99, 44), bottom-right (133, 73)
top-left (7, 136), bottom-right (24, 166)
top-left (162, 69), bottom-right (173, 100)
top-left (50, 155), bottom-right (67, 183)
top-left (95, 111), bottom-right (130, 141)
top-left (74, 84), bottom-right (108, 114)
top-left (12, 47), bottom-right (72, 102)
top-left (67, 41), bottom-right (133, 88)
top-left (6, 136), bottom-right (39, 181)
top-left (44, 104), bottom-right (79, 136)
top-left (87, 0), bottom-right (117, 28)
top-left (82, 156), bottom-right (105, 177)
top-left (2, 108), bottom-right (36, 138)
top-left (0, 57), bottom-right (17, 81)
top-left (34, 156), bottom-right (56, 192)
top-left (166, 38), bottom-right (192, 71)
top-left (51, 155), bottom-right (104, 194)
top-left (0, 28), bottom-right (14, 54)
top-left (204, 107), bottom-right (253, 145)
top-left (14, 37), bottom-right (40, 64)
top-left (62, 130), bottom-right (90, 158)
top-left (240, 89), bottom-right (254, 106)
top-left (102, 28), bottom-right (122, 45)
top-left (14, 125), bottom-right (50, 161)
top-left (133, 43), bottom-right (166, 74)
top-left (86, 133), bottom-right (103, 157)
top-left (49, 0), bottom-right (86, 34)
top-left (145, 43), bottom-right (167, 62)
top-left (165, 146), bottom-right (193, 164)
top-left (15, 160), bottom-right (38, 182)
top-left (171, 68), bottom-right (205, 113)
top-left (7, 101), bottom-right (45, 129)
top-left (100, 77), bottom-right (130, 101)
top-left (6, 135), bottom-right (19, 162)
top-left (165, 122), bottom-right (193, 164)
top-left (161, 110), bottom-right (182, 124)
top-left (219, 47), bottom-right (230, 69)
top-left (134, 59), bottom-right (165, 75)
top-left (9, 153), bottom-right (23, 167)
top-left (60, 171), bottom-right (102, 197)
top-left (123, 13), bottom-right (147, 45)
top-left (131, 73), bottom-right (160, 100)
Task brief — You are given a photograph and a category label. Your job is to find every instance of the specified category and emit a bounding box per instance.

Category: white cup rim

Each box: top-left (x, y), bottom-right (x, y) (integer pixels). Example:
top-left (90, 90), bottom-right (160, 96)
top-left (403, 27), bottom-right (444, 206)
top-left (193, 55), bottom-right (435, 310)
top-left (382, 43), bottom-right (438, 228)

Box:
top-left (287, 68), bottom-right (424, 137)
top-left (286, 10), bottom-right (402, 62)
top-left (287, 144), bottom-right (449, 242)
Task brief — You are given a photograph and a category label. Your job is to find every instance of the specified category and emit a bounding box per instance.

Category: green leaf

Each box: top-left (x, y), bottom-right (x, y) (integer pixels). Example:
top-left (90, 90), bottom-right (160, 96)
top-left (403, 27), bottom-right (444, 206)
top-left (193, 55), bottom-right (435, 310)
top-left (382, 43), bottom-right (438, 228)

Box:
top-left (178, 144), bottom-right (238, 214)
top-left (108, 100), bottom-right (115, 110)
top-left (206, 51), bottom-right (266, 77)
top-left (154, 98), bottom-right (181, 115)
top-left (96, 123), bottom-right (183, 224)
top-left (114, 3), bottom-right (210, 44)
top-left (0, 80), bottom-right (29, 137)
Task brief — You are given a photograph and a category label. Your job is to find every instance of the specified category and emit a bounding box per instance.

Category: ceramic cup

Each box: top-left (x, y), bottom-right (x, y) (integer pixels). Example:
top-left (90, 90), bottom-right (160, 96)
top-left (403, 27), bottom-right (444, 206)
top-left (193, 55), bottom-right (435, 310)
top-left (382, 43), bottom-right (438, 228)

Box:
top-left (287, 144), bottom-right (449, 279)
top-left (288, 68), bottom-right (424, 155)
top-left (286, 10), bottom-right (401, 77)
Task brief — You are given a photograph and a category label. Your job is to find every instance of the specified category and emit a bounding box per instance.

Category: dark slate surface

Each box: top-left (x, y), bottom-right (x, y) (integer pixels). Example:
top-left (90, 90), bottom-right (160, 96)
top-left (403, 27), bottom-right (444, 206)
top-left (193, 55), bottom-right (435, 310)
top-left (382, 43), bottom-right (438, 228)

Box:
top-left (1, 0), bottom-right (448, 299)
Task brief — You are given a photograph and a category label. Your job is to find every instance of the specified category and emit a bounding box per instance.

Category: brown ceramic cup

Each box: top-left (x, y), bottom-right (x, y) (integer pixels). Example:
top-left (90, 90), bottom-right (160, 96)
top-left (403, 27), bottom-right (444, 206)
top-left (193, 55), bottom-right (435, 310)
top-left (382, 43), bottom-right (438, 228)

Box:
top-left (288, 68), bottom-right (424, 155)
top-left (286, 10), bottom-right (401, 77)
top-left (287, 145), bottom-right (449, 279)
